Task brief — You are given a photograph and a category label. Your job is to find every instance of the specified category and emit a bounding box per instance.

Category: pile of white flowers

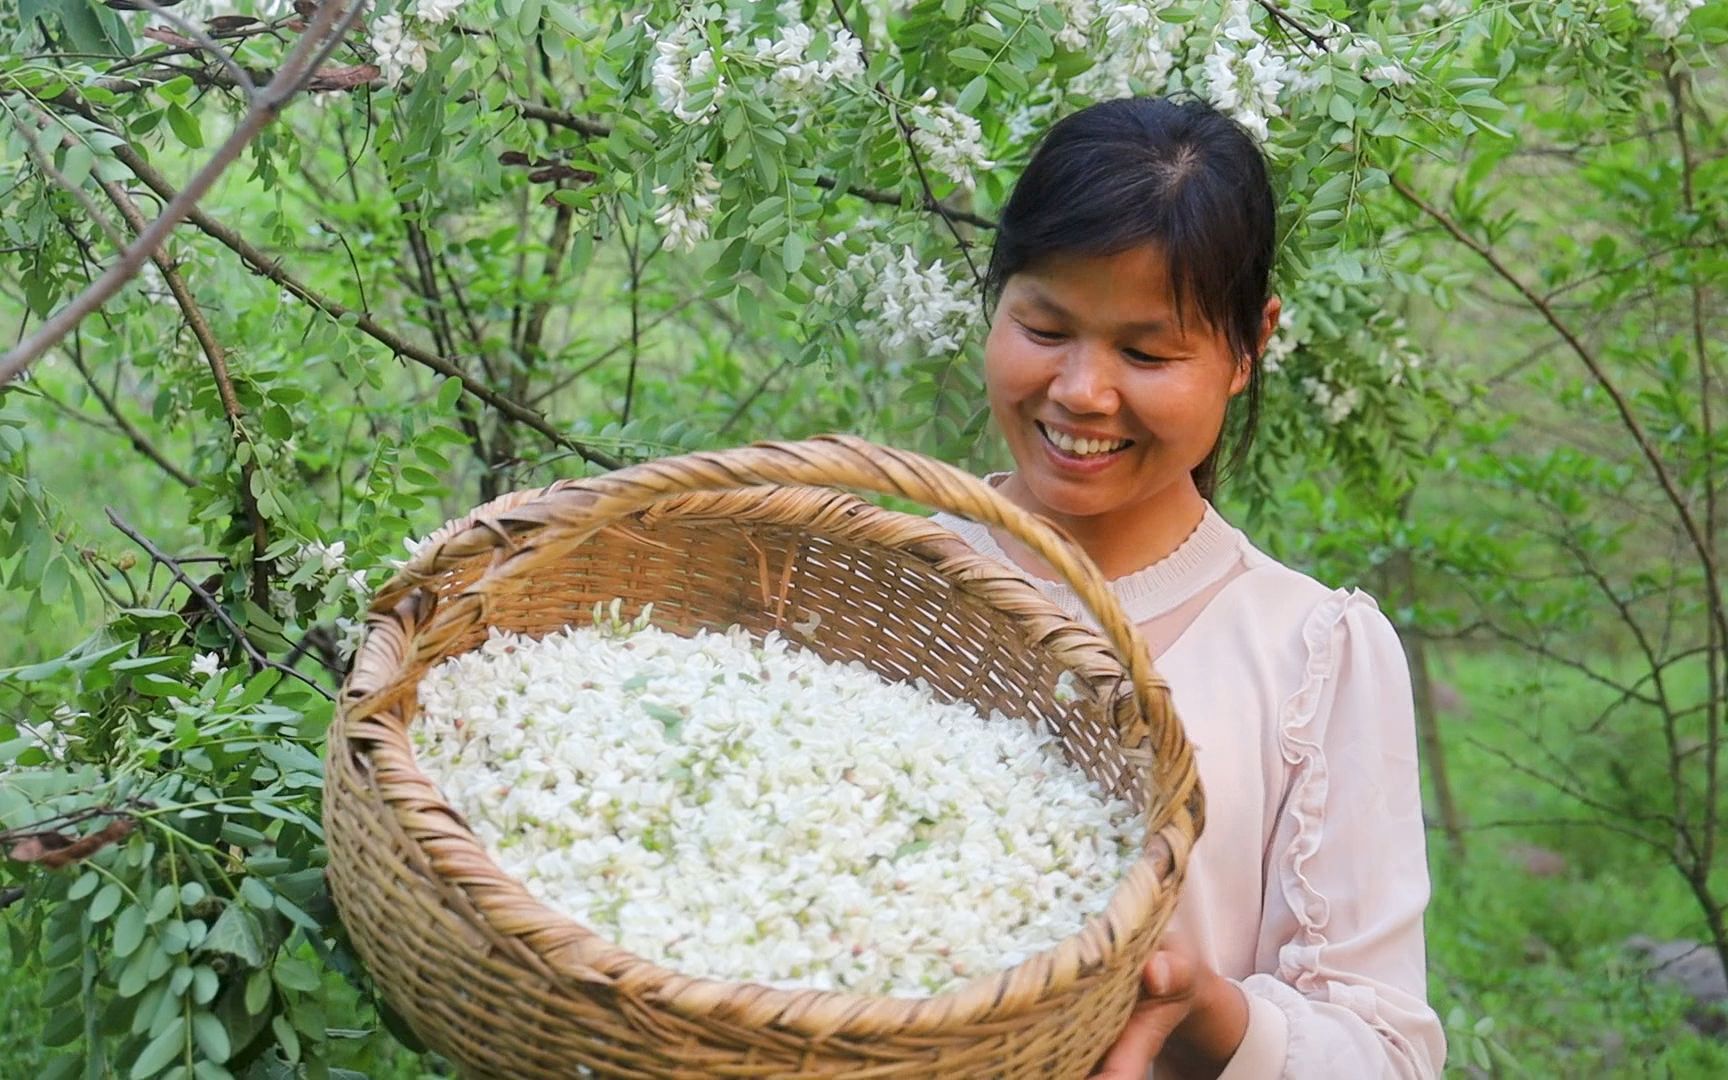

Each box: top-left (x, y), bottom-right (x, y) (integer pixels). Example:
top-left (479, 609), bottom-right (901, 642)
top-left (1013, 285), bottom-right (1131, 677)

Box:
top-left (411, 605), bottom-right (1142, 997)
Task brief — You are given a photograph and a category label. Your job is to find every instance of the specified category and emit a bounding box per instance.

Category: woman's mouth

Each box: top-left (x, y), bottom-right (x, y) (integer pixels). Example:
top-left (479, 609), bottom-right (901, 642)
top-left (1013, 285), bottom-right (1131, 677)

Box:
top-left (1035, 421), bottom-right (1133, 467)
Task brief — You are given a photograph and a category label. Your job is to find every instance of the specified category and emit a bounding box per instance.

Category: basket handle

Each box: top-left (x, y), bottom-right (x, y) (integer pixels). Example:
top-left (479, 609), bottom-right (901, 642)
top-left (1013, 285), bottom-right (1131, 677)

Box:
top-left (370, 434), bottom-right (1197, 831)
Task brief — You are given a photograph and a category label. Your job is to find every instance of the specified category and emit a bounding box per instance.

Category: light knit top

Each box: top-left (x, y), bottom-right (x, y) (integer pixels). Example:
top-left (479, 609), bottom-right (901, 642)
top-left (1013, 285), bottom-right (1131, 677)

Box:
top-left (931, 501), bottom-right (1446, 1079)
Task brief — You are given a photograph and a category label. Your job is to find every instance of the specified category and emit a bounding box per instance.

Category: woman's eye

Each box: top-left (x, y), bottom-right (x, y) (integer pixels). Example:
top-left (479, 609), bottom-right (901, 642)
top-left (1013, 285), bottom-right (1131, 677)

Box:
top-left (1022, 324), bottom-right (1066, 343)
top-left (1123, 348), bottom-right (1163, 364)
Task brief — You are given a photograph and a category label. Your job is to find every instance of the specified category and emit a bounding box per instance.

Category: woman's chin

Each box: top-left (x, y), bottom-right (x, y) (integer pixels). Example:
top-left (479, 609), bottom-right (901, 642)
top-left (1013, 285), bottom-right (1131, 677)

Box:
top-left (1016, 471), bottom-right (1134, 522)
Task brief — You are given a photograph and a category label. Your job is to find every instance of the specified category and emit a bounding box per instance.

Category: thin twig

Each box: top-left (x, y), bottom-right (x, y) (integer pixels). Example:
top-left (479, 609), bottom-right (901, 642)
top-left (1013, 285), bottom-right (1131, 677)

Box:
top-left (527, 295), bottom-right (702, 406)
top-left (99, 178), bottom-right (273, 607)
top-left (135, 0), bottom-right (258, 96)
top-left (1255, 0), bottom-right (1331, 52)
top-left (105, 508), bottom-right (334, 701)
top-left (64, 327), bottom-right (197, 488)
top-left (79, 136), bottom-right (622, 470)
top-left (0, 0), bottom-right (360, 383)
top-left (511, 99), bottom-right (1000, 231)
top-left (1392, 174), bottom-right (1728, 678)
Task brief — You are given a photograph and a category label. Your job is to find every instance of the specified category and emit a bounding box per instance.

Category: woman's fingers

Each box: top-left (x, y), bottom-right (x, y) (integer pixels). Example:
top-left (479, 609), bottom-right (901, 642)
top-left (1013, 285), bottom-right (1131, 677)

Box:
top-left (1089, 952), bottom-right (1202, 1078)
top-left (1089, 996), bottom-right (1190, 1078)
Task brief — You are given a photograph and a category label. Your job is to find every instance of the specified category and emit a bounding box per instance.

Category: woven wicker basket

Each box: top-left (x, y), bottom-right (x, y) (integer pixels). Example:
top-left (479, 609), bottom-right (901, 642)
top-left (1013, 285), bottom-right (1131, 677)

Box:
top-left (326, 435), bottom-right (1203, 1079)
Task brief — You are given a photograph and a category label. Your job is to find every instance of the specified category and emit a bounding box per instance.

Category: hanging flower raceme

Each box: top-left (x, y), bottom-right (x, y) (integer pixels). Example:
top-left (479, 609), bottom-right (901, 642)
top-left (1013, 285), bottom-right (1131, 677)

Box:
top-left (653, 162), bottom-right (723, 252)
top-left (1633, 0), bottom-right (1704, 40)
top-left (906, 94), bottom-right (994, 189)
top-left (370, 13), bottom-right (429, 88)
top-left (821, 241), bottom-right (979, 355)
top-left (651, 18), bottom-right (729, 124)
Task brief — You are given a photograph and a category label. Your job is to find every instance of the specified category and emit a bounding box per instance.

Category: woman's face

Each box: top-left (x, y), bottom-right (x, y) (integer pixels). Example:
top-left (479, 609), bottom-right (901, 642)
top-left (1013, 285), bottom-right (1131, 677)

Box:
top-left (984, 245), bottom-right (1275, 521)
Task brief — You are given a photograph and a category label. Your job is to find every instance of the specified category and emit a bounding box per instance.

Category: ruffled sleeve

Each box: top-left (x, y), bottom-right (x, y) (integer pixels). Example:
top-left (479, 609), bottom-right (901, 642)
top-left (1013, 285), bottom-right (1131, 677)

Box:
top-left (1216, 590), bottom-right (1445, 1079)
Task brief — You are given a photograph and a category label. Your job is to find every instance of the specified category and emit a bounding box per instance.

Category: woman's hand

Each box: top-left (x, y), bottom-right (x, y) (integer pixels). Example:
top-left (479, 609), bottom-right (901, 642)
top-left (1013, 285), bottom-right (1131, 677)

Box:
top-left (1090, 939), bottom-right (1250, 1080)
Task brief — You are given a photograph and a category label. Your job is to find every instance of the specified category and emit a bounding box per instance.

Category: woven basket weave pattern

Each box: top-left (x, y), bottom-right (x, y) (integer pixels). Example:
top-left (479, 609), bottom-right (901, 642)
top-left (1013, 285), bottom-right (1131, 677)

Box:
top-left (326, 437), bottom-right (1202, 1078)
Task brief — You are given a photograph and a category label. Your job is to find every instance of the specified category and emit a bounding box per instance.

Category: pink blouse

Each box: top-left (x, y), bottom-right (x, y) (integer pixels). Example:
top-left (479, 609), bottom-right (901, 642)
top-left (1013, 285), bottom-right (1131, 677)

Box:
top-left (932, 503), bottom-right (1446, 1078)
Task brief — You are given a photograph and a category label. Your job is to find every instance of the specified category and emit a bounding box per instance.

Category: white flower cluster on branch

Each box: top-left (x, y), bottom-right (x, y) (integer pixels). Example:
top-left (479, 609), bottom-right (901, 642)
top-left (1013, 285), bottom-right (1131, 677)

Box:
top-left (653, 162), bottom-right (722, 252)
top-left (370, 13), bottom-right (430, 88)
top-left (824, 240), bottom-right (979, 354)
top-left (652, 18), bottom-right (729, 124)
top-left (1633, 0), bottom-right (1704, 40)
top-left (906, 95), bottom-right (994, 189)
top-left (411, 611), bottom-right (1141, 996)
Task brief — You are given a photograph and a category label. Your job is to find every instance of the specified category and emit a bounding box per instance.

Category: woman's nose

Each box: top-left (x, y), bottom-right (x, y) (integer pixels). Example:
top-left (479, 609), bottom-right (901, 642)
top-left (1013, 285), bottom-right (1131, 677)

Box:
top-left (1047, 343), bottom-right (1120, 416)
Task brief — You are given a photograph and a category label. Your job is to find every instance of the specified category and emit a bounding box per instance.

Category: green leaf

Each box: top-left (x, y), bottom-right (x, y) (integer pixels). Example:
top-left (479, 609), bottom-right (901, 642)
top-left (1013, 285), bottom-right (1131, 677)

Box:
top-left (166, 104), bottom-right (204, 150)
top-left (54, 0), bottom-right (128, 55)
top-left (435, 376), bottom-right (464, 410)
top-left (192, 965), bottom-right (220, 1005)
top-left (244, 968), bottom-right (272, 1014)
top-left (90, 881), bottom-right (123, 922)
top-left (273, 954), bottom-right (321, 993)
top-left (131, 1015), bottom-right (186, 1079)
top-left (947, 47), bottom-right (992, 73)
top-left (69, 869), bottom-right (100, 900)
top-left (192, 1010), bottom-right (231, 1063)
top-left (60, 143), bottom-right (95, 189)
top-left (272, 1015), bottom-right (301, 1062)
top-left (201, 903), bottom-right (266, 967)
top-left (957, 75), bottom-right (989, 114)
top-left (114, 903), bottom-right (148, 957)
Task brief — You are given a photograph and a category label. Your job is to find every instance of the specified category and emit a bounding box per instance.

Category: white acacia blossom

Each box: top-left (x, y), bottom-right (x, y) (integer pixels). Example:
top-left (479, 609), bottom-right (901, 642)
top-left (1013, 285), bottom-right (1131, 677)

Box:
top-left (1302, 376), bottom-right (1362, 426)
top-left (414, 0), bottom-right (465, 24)
top-left (1052, 0), bottom-right (1097, 50)
top-left (1078, 2), bottom-right (1184, 99)
top-left (652, 20), bottom-right (727, 124)
top-left (1634, 0), bottom-right (1704, 40)
top-left (1416, 0), bottom-right (1471, 20)
top-left (826, 243), bottom-right (979, 354)
top-left (412, 610), bottom-right (1141, 996)
top-left (190, 652), bottom-right (223, 679)
top-left (295, 539), bottom-right (347, 576)
top-left (653, 162), bottom-right (722, 252)
top-left (370, 14), bottom-right (429, 88)
top-left (1201, 6), bottom-right (1295, 143)
top-left (907, 95), bottom-right (993, 189)
top-left (750, 8), bottom-right (865, 92)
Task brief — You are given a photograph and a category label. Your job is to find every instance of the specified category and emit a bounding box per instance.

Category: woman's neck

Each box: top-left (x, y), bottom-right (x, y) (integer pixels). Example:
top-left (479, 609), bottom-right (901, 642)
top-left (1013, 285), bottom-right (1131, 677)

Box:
top-left (990, 473), bottom-right (1210, 583)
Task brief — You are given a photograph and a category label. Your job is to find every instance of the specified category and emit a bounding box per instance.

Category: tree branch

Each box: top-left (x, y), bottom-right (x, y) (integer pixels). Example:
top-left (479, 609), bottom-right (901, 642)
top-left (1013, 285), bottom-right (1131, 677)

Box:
top-left (63, 328), bottom-right (197, 489)
top-left (99, 178), bottom-right (274, 608)
top-left (0, 0), bottom-right (360, 383)
top-left (105, 508), bottom-right (333, 701)
top-left (1392, 174), bottom-right (1728, 678)
top-left (1664, 63), bottom-right (1722, 882)
top-left (91, 137), bottom-right (622, 470)
top-left (510, 99), bottom-right (1000, 231)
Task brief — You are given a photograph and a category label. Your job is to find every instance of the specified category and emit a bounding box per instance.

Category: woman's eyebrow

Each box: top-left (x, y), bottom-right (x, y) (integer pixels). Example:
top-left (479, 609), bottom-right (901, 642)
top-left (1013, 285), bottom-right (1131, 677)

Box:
top-left (1019, 285), bottom-right (1173, 336)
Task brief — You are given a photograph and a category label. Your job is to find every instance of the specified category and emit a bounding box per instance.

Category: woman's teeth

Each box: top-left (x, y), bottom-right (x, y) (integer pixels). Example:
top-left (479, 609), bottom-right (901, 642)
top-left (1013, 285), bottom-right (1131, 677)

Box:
top-left (1041, 423), bottom-right (1129, 457)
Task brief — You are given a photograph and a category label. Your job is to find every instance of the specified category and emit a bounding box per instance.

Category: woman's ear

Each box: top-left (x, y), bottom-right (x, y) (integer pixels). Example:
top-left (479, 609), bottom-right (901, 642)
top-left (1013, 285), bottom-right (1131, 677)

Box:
top-left (1257, 296), bottom-right (1283, 359)
top-left (1231, 297), bottom-right (1280, 396)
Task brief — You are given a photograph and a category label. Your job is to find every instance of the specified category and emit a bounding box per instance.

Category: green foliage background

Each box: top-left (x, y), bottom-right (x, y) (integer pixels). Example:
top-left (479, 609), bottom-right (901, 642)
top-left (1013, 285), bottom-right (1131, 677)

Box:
top-left (1, 0), bottom-right (1725, 1076)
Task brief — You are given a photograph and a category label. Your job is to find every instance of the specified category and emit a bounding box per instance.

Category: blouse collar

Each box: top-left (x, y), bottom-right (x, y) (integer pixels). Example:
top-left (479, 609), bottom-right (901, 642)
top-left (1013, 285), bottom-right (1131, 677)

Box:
top-left (930, 476), bottom-right (1244, 625)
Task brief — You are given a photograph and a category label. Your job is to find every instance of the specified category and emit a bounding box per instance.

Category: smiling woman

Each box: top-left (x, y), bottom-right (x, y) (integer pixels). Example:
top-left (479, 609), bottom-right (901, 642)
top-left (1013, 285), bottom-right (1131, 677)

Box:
top-left (931, 97), bottom-right (1445, 1079)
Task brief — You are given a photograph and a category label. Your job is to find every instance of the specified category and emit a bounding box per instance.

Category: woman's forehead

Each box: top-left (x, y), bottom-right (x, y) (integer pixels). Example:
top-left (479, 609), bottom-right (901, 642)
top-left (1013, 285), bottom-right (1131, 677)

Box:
top-left (1010, 247), bottom-right (1193, 331)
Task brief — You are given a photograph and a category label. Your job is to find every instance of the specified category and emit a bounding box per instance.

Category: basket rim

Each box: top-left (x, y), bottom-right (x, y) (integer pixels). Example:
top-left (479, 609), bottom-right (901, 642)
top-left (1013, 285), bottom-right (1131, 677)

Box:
top-left (331, 447), bottom-right (1201, 1039)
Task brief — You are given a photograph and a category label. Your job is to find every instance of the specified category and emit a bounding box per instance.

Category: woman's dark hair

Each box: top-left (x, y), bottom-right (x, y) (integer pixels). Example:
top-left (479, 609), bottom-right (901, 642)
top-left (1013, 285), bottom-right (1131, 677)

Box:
top-left (985, 97), bottom-right (1277, 499)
